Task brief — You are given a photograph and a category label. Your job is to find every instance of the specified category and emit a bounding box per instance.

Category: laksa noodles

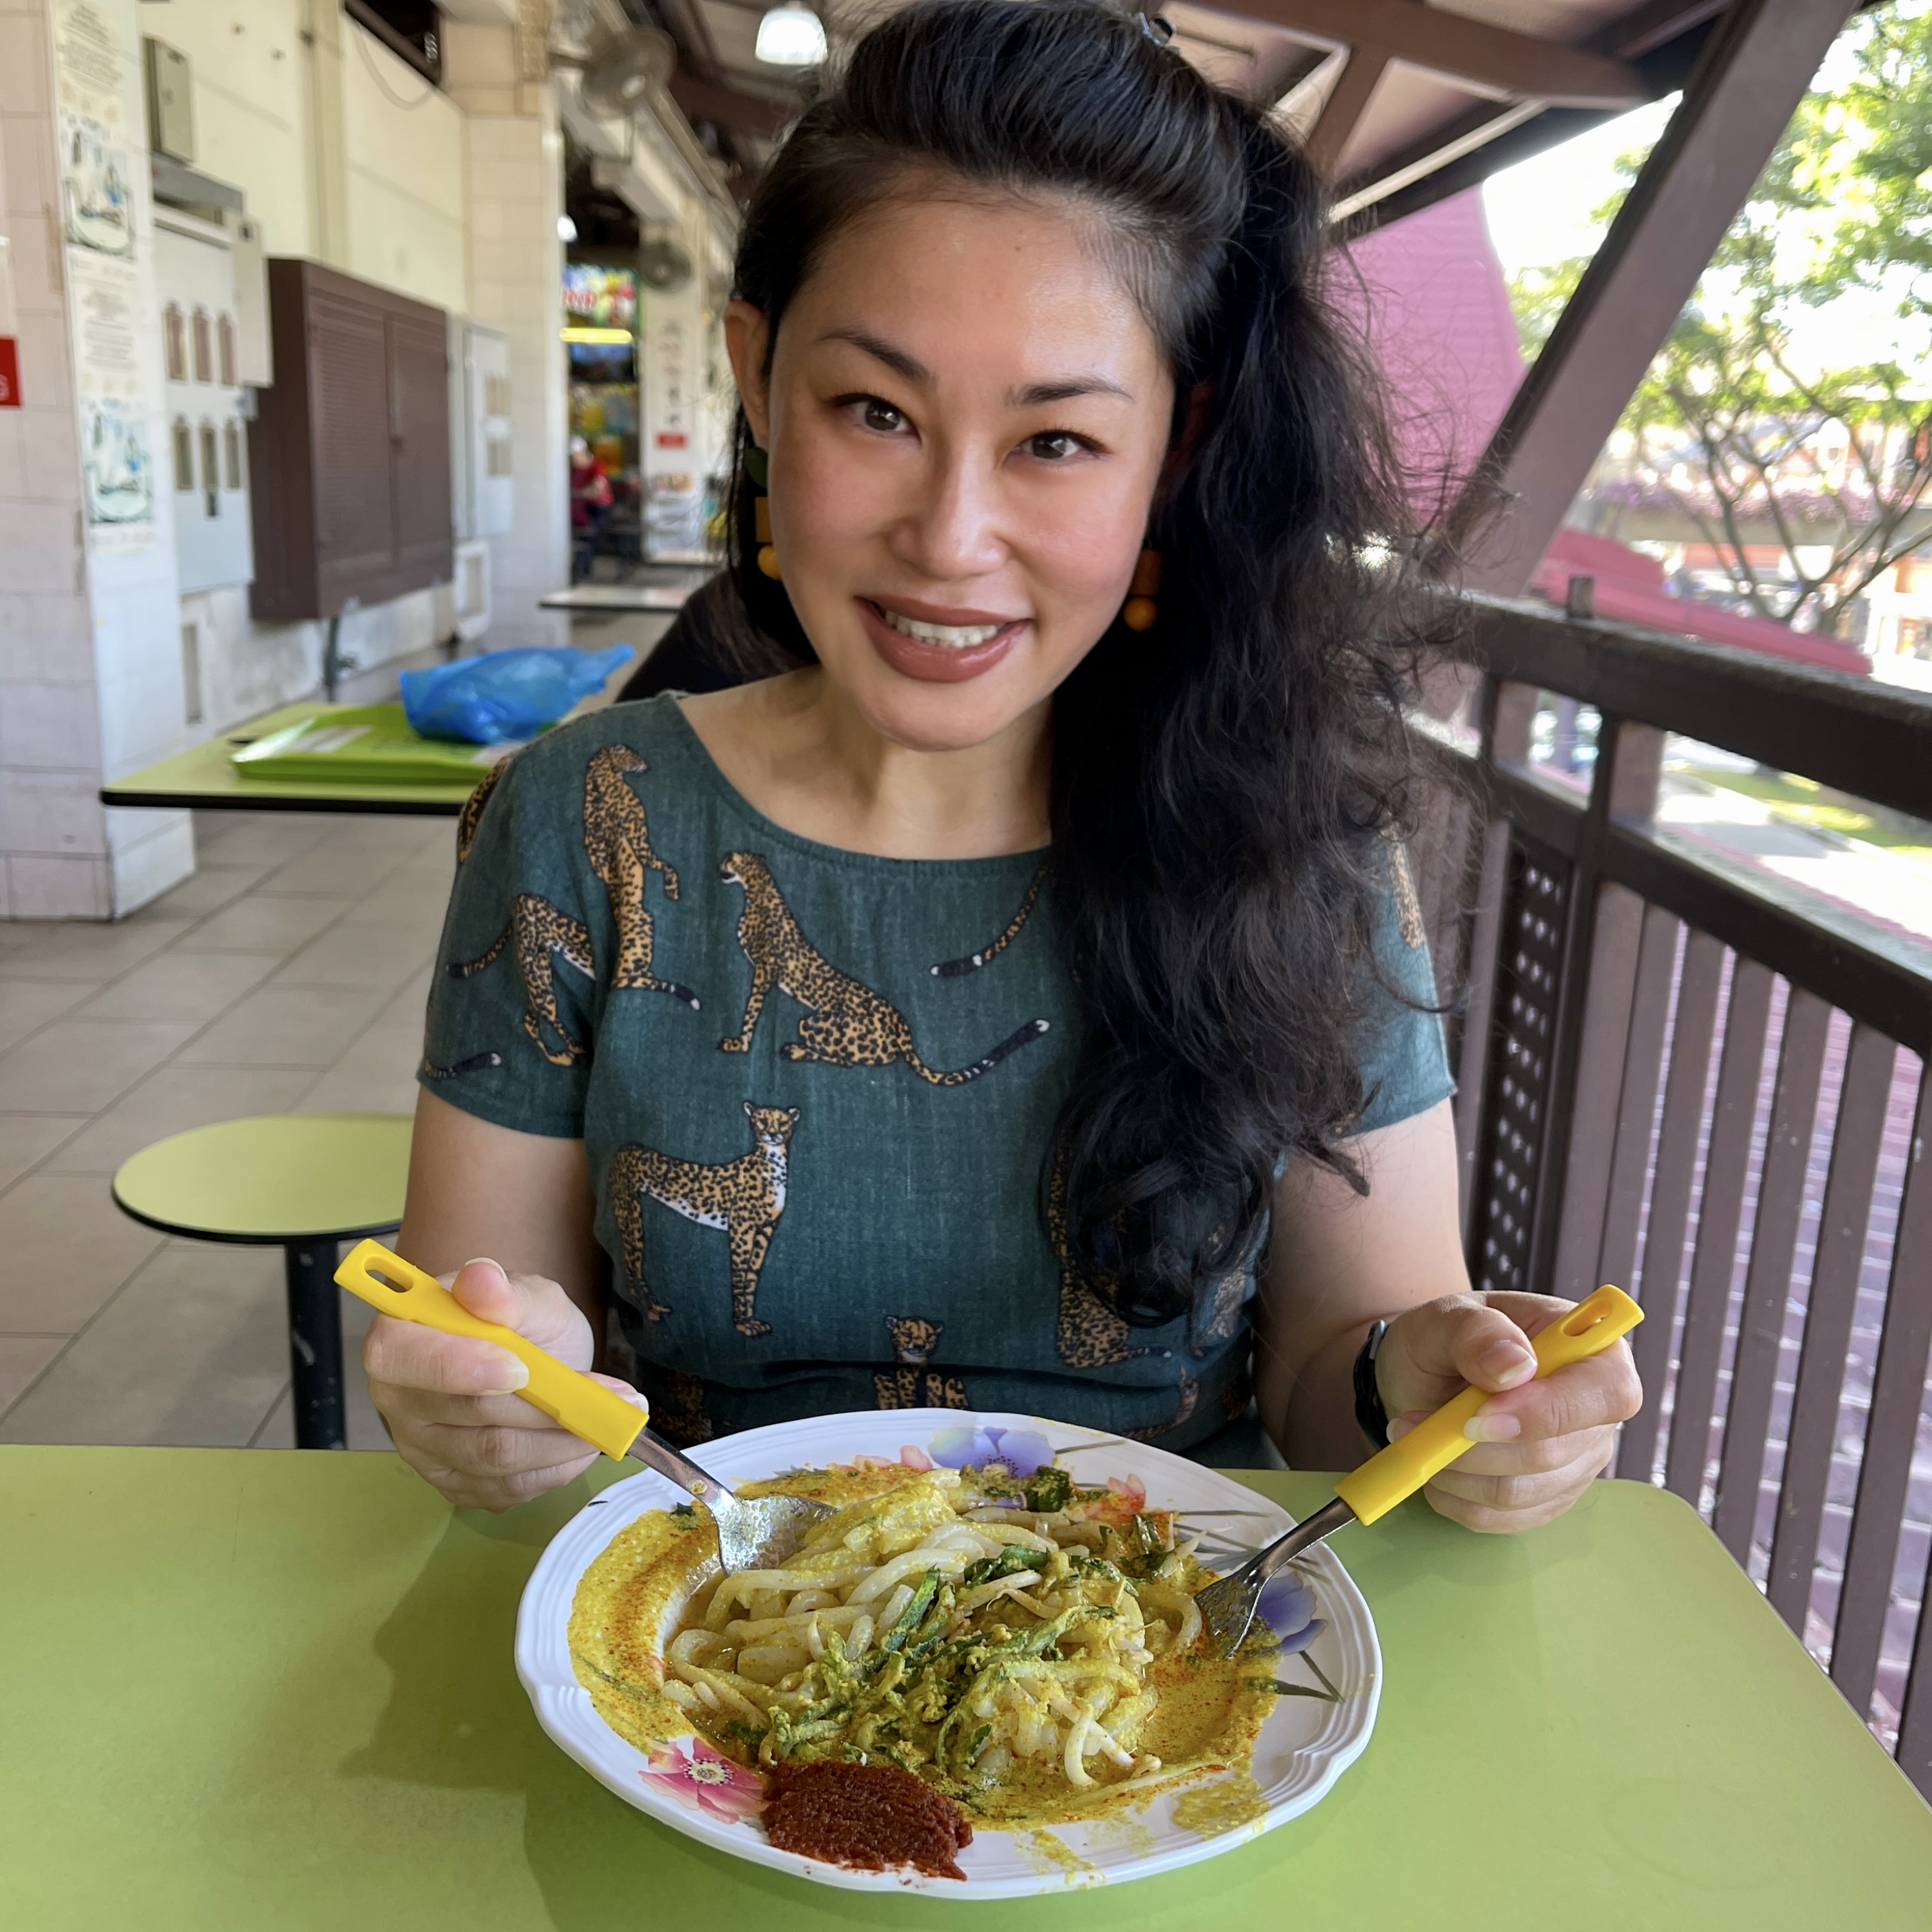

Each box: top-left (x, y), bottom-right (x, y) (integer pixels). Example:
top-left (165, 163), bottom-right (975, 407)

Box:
top-left (569, 1455), bottom-right (1292, 1832)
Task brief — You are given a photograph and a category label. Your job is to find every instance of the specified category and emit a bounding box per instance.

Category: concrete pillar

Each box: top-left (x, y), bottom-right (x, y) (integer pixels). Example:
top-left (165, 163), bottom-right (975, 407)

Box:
top-left (445, 19), bottom-right (567, 646)
top-left (0, 0), bottom-right (192, 919)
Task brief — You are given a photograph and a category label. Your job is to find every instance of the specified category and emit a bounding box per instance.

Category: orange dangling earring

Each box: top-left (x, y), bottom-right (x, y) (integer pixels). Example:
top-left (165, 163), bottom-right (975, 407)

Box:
top-left (754, 495), bottom-right (781, 580)
top-left (746, 443), bottom-right (781, 580)
top-left (1122, 548), bottom-right (1161, 631)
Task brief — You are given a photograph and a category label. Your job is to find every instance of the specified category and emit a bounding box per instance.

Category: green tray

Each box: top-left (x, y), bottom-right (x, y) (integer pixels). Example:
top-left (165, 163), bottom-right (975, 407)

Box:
top-left (228, 705), bottom-right (514, 786)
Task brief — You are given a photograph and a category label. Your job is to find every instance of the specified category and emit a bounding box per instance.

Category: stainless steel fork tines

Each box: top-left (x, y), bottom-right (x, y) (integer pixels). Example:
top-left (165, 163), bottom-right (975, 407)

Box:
top-left (1192, 1497), bottom-right (1354, 1657)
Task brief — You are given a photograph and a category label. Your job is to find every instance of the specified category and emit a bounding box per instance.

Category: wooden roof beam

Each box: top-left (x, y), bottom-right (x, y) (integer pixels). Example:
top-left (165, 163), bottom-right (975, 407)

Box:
top-left (1211, 0), bottom-right (1649, 106)
top-left (667, 71), bottom-right (793, 137)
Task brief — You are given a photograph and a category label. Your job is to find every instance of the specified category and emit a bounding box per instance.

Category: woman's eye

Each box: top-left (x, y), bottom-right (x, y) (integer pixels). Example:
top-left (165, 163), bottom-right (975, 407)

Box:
top-left (861, 399), bottom-right (906, 434)
top-left (1025, 431), bottom-right (1084, 461)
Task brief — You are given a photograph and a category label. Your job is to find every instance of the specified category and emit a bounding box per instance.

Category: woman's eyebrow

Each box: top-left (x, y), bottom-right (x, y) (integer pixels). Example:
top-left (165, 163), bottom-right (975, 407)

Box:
top-left (817, 328), bottom-right (1133, 406)
top-left (818, 327), bottom-right (930, 383)
top-left (1009, 375), bottom-right (1133, 406)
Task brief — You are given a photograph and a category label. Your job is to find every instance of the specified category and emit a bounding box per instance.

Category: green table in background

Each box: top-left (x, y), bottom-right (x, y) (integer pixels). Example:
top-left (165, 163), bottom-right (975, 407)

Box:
top-left (2, 1455), bottom-right (1926, 1929)
top-left (98, 702), bottom-right (486, 816)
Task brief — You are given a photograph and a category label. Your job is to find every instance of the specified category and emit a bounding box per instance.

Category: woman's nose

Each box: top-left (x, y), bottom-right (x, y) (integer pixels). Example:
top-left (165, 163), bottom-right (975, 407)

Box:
top-left (888, 451), bottom-right (1006, 582)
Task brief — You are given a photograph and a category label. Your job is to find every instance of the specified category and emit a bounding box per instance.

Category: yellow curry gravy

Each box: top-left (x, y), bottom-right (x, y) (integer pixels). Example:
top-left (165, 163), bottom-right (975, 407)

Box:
top-left (567, 1465), bottom-right (1280, 1830)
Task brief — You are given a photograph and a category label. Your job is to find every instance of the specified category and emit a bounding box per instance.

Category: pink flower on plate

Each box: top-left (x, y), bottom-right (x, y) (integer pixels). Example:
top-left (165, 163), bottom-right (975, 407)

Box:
top-left (639, 1738), bottom-right (766, 1825)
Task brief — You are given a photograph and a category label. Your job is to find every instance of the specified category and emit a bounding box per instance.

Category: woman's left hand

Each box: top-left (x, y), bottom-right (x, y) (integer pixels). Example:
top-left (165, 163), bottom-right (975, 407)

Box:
top-left (1373, 1291), bottom-right (1643, 1533)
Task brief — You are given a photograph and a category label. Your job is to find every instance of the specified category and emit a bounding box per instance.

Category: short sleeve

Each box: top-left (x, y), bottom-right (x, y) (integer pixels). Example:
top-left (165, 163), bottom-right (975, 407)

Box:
top-left (1352, 842), bottom-right (1454, 1136)
top-left (418, 748), bottom-right (596, 1137)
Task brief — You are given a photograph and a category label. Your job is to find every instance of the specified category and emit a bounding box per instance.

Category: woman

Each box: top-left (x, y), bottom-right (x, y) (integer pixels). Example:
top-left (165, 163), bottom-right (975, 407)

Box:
top-left (374, 0), bottom-right (1639, 1524)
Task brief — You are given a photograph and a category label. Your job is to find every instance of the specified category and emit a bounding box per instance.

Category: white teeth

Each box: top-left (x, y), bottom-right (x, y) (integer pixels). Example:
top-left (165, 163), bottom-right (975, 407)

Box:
top-left (878, 607), bottom-right (1008, 649)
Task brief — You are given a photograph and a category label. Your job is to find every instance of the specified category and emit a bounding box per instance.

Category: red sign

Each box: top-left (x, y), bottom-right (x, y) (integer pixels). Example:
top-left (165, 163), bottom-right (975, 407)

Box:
top-left (0, 338), bottom-right (19, 408)
top-left (654, 431), bottom-right (688, 449)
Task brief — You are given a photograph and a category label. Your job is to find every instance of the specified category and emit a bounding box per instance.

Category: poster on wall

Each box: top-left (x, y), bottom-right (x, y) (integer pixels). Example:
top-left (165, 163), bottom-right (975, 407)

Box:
top-left (80, 397), bottom-right (153, 528)
top-left (53, 1), bottom-right (134, 258)
top-left (52, 0), bottom-right (154, 549)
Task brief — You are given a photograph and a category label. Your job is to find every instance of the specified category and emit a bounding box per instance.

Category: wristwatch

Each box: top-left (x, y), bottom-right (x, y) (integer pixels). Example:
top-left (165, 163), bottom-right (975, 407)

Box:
top-left (1352, 1319), bottom-right (1390, 1450)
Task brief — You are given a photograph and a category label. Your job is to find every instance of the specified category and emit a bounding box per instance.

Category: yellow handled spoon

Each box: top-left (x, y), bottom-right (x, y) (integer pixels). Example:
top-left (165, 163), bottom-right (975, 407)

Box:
top-left (1195, 1283), bottom-right (1643, 1654)
top-left (334, 1238), bottom-right (832, 1570)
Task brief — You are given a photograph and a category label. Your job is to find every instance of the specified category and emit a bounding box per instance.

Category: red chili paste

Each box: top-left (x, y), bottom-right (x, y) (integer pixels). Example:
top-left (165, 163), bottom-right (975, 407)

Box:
top-left (764, 1761), bottom-right (973, 1881)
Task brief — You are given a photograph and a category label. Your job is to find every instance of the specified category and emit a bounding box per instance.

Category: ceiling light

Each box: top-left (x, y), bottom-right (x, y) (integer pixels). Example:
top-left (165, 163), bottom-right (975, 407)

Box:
top-left (755, 3), bottom-right (825, 67)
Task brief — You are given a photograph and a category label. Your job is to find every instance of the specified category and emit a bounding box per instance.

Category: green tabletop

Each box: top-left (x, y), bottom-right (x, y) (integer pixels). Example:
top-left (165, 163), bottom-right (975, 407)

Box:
top-left (99, 703), bottom-right (486, 816)
top-left (112, 1112), bottom-right (412, 1243)
top-left (1, 1450), bottom-right (1926, 1929)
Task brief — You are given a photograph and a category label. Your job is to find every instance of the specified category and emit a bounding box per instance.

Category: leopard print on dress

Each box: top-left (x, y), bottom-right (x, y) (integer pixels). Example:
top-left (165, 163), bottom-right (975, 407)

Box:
top-left (653, 1370), bottom-right (714, 1446)
top-left (446, 894), bottom-right (594, 1066)
top-left (583, 746), bottom-right (699, 1010)
top-left (1128, 1373), bottom-right (1198, 1440)
top-left (873, 1316), bottom-right (969, 1410)
top-left (609, 1101), bottom-right (799, 1337)
top-left (1387, 838), bottom-right (1425, 950)
top-left (455, 760), bottom-right (508, 864)
top-left (930, 860), bottom-right (1049, 978)
top-left (1045, 1146), bottom-right (1153, 1369)
top-left (718, 851), bottom-right (1049, 1082)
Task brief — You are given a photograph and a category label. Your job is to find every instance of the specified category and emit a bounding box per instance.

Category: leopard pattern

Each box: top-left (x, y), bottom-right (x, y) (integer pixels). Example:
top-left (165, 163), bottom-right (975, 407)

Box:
top-left (1387, 837), bottom-right (1425, 950)
top-left (1045, 1146), bottom-right (1153, 1369)
top-left (930, 860), bottom-right (1049, 978)
top-left (873, 1316), bottom-right (969, 1410)
top-left (455, 760), bottom-right (507, 864)
top-left (609, 1101), bottom-right (799, 1338)
top-left (653, 1370), bottom-right (714, 1446)
top-left (583, 746), bottom-right (698, 1009)
top-left (718, 851), bottom-right (1049, 1082)
top-left (1128, 1373), bottom-right (1198, 1441)
top-left (1189, 1264), bottom-right (1250, 1359)
top-left (446, 893), bottom-right (593, 1066)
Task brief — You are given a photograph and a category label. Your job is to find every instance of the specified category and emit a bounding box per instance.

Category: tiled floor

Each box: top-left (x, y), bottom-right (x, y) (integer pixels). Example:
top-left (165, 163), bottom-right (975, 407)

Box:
top-left (0, 807), bottom-right (454, 1452)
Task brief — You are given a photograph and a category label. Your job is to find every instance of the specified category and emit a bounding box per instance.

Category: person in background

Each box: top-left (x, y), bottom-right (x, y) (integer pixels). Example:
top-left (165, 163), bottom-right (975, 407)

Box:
top-left (570, 435), bottom-right (614, 582)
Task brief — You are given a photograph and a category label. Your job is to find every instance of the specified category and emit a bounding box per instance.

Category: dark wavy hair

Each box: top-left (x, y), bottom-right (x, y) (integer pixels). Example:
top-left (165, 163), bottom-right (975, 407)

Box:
top-left (727, 0), bottom-right (1441, 1327)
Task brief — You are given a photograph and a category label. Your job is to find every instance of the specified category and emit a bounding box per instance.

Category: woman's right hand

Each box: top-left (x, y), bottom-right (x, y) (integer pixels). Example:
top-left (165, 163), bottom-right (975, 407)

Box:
top-left (363, 1257), bottom-right (645, 1513)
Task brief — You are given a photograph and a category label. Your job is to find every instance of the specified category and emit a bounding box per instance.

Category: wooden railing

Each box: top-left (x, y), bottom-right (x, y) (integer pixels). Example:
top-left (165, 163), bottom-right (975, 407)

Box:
top-left (1427, 594), bottom-right (1932, 1796)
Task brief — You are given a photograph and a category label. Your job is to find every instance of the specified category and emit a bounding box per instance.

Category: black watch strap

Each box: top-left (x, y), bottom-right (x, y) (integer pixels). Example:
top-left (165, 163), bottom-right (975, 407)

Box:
top-left (1353, 1319), bottom-right (1390, 1450)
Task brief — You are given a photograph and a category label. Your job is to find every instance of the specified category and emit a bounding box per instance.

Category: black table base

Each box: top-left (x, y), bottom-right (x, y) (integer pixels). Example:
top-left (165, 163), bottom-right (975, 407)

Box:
top-left (283, 1242), bottom-right (347, 1450)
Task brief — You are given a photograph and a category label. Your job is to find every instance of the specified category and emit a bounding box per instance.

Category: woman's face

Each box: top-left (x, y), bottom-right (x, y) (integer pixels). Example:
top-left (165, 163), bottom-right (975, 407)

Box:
top-left (727, 191), bottom-right (1175, 753)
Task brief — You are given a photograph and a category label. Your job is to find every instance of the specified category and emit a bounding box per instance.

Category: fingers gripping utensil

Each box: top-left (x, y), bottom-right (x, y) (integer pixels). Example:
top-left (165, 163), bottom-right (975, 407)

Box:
top-left (336, 1239), bottom-right (832, 1572)
top-left (1195, 1284), bottom-right (1643, 1657)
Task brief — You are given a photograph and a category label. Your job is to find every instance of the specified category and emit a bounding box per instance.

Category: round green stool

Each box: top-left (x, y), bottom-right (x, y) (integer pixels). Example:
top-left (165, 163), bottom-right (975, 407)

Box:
top-left (113, 1113), bottom-right (413, 1450)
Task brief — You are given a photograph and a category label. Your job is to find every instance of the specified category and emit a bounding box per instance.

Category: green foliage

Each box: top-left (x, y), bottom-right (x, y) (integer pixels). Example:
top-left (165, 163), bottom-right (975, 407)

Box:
top-left (1506, 3), bottom-right (1932, 632)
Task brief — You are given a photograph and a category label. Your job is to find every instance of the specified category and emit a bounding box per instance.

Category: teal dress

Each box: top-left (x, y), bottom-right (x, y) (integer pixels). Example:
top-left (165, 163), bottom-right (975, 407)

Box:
top-left (419, 696), bottom-right (1450, 1458)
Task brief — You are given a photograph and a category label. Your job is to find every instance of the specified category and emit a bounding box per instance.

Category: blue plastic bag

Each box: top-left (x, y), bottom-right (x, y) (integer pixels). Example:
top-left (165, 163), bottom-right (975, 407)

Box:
top-left (399, 644), bottom-right (634, 745)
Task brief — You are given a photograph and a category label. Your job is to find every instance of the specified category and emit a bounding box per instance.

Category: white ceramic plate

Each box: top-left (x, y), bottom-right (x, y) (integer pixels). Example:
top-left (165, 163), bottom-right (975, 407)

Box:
top-left (516, 1408), bottom-right (1379, 1897)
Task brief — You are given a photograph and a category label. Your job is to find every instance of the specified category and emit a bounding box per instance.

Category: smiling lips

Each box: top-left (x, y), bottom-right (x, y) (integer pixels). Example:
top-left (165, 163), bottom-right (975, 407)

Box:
top-left (859, 598), bottom-right (1025, 684)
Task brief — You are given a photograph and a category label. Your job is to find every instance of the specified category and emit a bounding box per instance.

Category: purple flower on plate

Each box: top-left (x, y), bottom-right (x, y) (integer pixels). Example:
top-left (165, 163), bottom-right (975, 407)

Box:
top-left (1257, 1569), bottom-right (1325, 1654)
top-left (926, 1425), bottom-right (1056, 1479)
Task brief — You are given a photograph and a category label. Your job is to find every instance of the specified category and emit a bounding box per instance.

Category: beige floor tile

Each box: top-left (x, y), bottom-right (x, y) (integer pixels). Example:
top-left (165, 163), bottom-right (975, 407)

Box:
top-left (128, 863), bottom-right (272, 920)
top-left (176, 982), bottom-right (392, 1068)
top-left (269, 923), bottom-right (435, 992)
top-left (0, 1336), bottom-right (66, 1417)
top-left (252, 1291), bottom-right (391, 1450)
top-left (0, 1173), bottom-right (167, 1331)
top-left (299, 1061), bottom-right (422, 1116)
top-left (43, 1064), bottom-right (316, 1175)
top-left (258, 844), bottom-right (408, 898)
top-left (75, 949), bottom-right (283, 1023)
top-left (0, 918), bottom-right (194, 981)
top-left (0, 1017), bottom-right (198, 1113)
top-left (0, 978), bottom-right (99, 1053)
top-left (0, 1242), bottom-right (289, 1446)
top-left (0, 1113), bottom-right (87, 1188)
top-left (173, 893), bottom-right (354, 955)
top-left (191, 815), bottom-right (332, 869)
